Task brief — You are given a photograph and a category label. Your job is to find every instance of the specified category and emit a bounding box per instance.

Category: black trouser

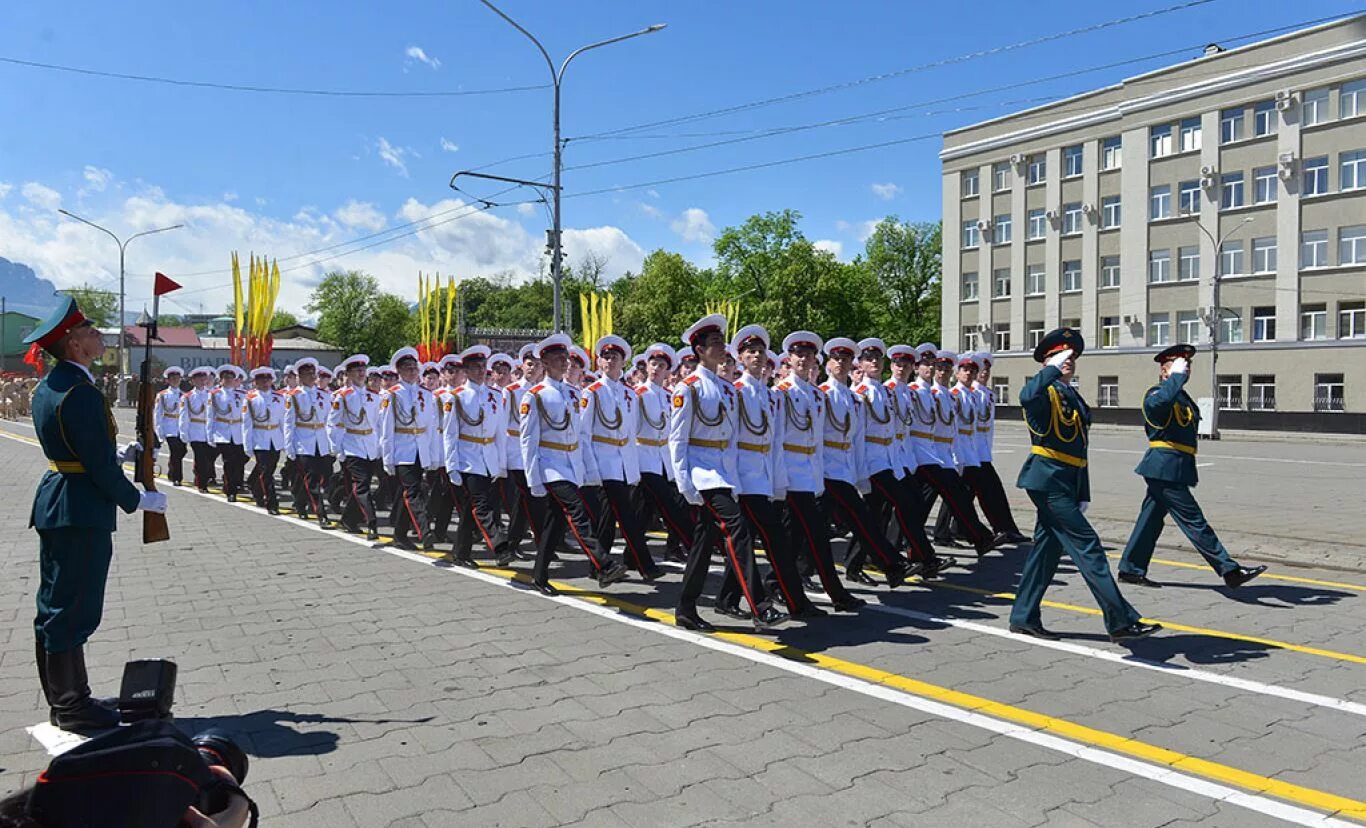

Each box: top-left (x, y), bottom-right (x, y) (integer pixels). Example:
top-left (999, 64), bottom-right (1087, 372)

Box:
top-left (340, 456), bottom-right (379, 530)
top-left (392, 463), bottom-right (430, 544)
top-left (164, 435), bottom-right (187, 484)
top-left (217, 442), bottom-right (247, 497)
top-left (249, 449), bottom-right (281, 509)
top-left (918, 465), bottom-right (990, 546)
top-left (279, 456), bottom-right (296, 491)
top-left (501, 469), bottom-right (539, 549)
top-left (679, 488), bottom-right (771, 615)
top-left (718, 495), bottom-right (811, 613)
top-left (428, 469), bottom-right (456, 541)
top-left (592, 479), bottom-right (657, 575)
top-left (783, 491), bottom-right (858, 603)
top-left (969, 462), bottom-right (1020, 535)
top-left (822, 479), bottom-right (905, 574)
top-left (292, 453), bottom-right (331, 519)
top-left (633, 471), bottom-right (695, 552)
top-left (452, 473), bottom-right (509, 559)
top-left (537, 480), bottom-right (615, 582)
top-left (376, 468), bottom-right (396, 513)
top-left (325, 457), bottom-right (348, 514)
top-left (190, 441), bottom-right (218, 490)
top-left (851, 469), bottom-right (935, 571)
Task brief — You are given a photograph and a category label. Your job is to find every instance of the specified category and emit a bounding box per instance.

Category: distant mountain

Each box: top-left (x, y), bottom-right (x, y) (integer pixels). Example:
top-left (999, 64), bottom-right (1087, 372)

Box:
top-left (0, 257), bottom-right (61, 318)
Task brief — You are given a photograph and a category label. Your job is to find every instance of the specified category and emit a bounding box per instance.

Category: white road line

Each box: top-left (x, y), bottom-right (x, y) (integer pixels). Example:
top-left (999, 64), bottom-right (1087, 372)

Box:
top-left (998, 441), bottom-right (1366, 468)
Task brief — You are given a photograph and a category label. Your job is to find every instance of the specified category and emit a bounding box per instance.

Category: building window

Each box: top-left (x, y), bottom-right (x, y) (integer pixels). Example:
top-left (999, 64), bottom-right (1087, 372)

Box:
top-left (1179, 117), bottom-right (1202, 152)
top-left (1026, 154), bottom-right (1046, 185)
top-left (1097, 376), bottom-right (1120, 408)
top-left (1061, 202), bottom-right (1083, 235)
top-left (1150, 185), bottom-right (1172, 220)
top-left (1100, 196), bottom-right (1121, 229)
top-left (992, 380), bottom-right (1010, 405)
top-left (1341, 301), bottom-right (1366, 339)
top-left (961, 271), bottom-right (979, 301)
top-left (1061, 260), bottom-right (1081, 293)
top-left (1150, 125), bottom-right (1173, 158)
top-left (1100, 317), bottom-right (1120, 349)
top-left (994, 214), bottom-right (1012, 244)
top-left (1149, 249), bottom-right (1172, 283)
top-left (992, 161), bottom-right (1011, 192)
top-left (1303, 156), bottom-right (1329, 196)
top-left (1301, 229), bottom-right (1329, 269)
top-left (1341, 226), bottom-right (1366, 265)
top-left (1100, 256), bottom-right (1121, 288)
top-left (1176, 309), bottom-right (1200, 344)
top-left (994, 323), bottom-right (1011, 352)
top-left (962, 220), bottom-right (979, 248)
top-left (962, 170), bottom-right (980, 197)
top-left (1220, 107), bottom-right (1244, 143)
top-left (1300, 304), bottom-right (1327, 340)
top-left (1217, 375), bottom-right (1243, 411)
top-left (1063, 144), bottom-right (1083, 178)
top-left (1300, 87), bottom-right (1329, 127)
top-left (1025, 264), bottom-right (1045, 296)
top-left (1101, 136), bottom-right (1122, 170)
top-left (1252, 237), bottom-right (1277, 273)
top-left (1219, 241), bottom-right (1244, 277)
top-left (1252, 306), bottom-right (1276, 342)
top-left (1026, 321), bottom-right (1045, 349)
top-left (1314, 374), bottom-right (1345, 412)
top-left (1027, 208), bottom-right (1047, 240)
top-left (1149, 313), bottom-right (1171, 346)
top-left (1248, 375), bottom-right (1276, 411)
top-left (993, 268), bottom-right (1011, 298)
top-left (1220, 309), bottom-right (1244, 344)
top-left (1343, 79), bottom-right (1366, 119)
top-left (1178, 246), bottom-right (1200, 281)
top-left (1178, 180), bottom-right (1201, 215)
top-left (1253, 165), bottom-right (1278, 203)
top-left (1220, 172), bottom-right (1245, 209)
top-left (1253, 100), bottom-right (1277, 136)
top-left (962, 327), bottom-right (983, 352)
top-left (1341, 150), bottom-right (1366, 191)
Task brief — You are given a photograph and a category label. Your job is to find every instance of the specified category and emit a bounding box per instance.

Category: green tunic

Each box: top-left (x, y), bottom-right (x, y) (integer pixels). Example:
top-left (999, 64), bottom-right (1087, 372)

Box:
top-left (1133, 372), bottom-right (1199, 486)
top-left (1015, 365), bottom-right (1091, 502)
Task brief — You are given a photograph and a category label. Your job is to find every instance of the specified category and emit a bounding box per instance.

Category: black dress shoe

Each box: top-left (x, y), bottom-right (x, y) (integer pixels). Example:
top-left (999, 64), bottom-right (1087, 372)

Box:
top-left (927, 555), bottom-right (958, 578)
top-left (421, 537), bottom-right (435, 552)
top-left (268, 507), bottom-right (280, 516)
top-left (227, 493), bottom-right (238, 503)
top-left (531, 579), bottom-right (558, 596)
top-left (713, 604), bottom-right (751, 621)
top-left (1223, 565), bottom-right (1267, 589)
top-left (1004, 531), bottom-right (1031, 544)
top-left (1109, 621), bottom-right (1163, 642)
top-left (341, 522), bottom-right (361, 535)
top-left (752, 606), bottom-right (789, 630)
top-left (1118, 573), bottom-right (1163, 588)
top-left (171, 480), bottom-right (183, 487)
top-left (790, 604), bottom-right (828, 619)
top-left (801, 577), bottom-right (821, 593)
top-left (831, 595), bottom-right (866, 612)
top-left (675, 610), bottom-right (716, 633)
top-left (884, 565), bottom-right (908, 589)
top-left (974, 536), bottom-right (998, 556)
top-left (366, 529), bottom-right (380, 541)
top-left (455, 555), bottom-right (480, 570)
top-left (1009, 623), bottom-right (1062, 640)
top-left (197, 487), bottom-right (210, 494)
top-left (495, 549), bottom-right (518, 567)
top-left (391, 539), bottom-right (417, 551)
top-left (597, 562), bottom-right (630, 587)
top-left (845, 568), bottom-right (878, 586)
top-left (641, 566), bottom-right (665, 582)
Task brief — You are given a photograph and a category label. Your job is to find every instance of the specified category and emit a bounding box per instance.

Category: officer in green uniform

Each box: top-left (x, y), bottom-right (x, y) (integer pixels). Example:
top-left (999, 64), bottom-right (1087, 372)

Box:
top-left (25, 296), bottom-right (168, 733)
top-left (1009, 328), bottom-right (1160, 643)
top-left (1117, 344), bottom-right (1267, 589)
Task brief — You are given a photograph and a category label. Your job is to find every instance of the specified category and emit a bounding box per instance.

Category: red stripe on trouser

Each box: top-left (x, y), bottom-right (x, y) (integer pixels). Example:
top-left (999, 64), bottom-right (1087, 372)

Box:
top-left (789, 496), bottom-right (838, 592)
top-left (870, 475), bottom-right (929, 562)
top-left (548, 487), bottom-right (602, 571)
top-left (741, 500), bottom-right (798, 611)
top-left (826, 485), bottom-right (897, 570)
top-left (704, 499), bottom-right (761, 614)
top-left (606, 495), bottom-right (648, 573)
top-left (923, 470), bottom-right (984, 543)
top-left (303, 464), bottom-right (321, 515)
top-left (462, 480), bottom-right (499, 553)
top-left (400, 478), bottom-right (423, 541)
top-left (348, 463), bottom-right (372, 523)
top-left (512, 476), bottom-right (542, 545)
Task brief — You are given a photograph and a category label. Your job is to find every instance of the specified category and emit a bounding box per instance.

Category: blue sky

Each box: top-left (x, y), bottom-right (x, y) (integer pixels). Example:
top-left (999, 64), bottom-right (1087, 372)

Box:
top-left (0, 0), bottom-right (1359, 316)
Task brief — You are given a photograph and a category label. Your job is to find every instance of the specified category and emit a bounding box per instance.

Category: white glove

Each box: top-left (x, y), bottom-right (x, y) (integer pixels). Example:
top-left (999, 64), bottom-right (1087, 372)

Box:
top-left (681, 488), bottom-right (703, 507)
top-left (138, 491), bottom-right (168, 513)
top-left (119, 442), bottom-right (142, 464)
top-left (448, 471), bottom-right (463, 487)
top-left (1170, 357), bottom-right (1188, 375)
top-left (1046, 348), bottom-right (1074, 369)
top-left (529, 484), bottom-right (547, 498)
top-left (384, 464), bottom-right (397, 476)
top-left (1078, 501), bottom-right (1089, 515)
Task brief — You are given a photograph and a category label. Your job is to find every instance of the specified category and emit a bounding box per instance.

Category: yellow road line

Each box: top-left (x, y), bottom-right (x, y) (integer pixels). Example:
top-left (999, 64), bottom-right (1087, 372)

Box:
top-left (1105, 552), bottom-right (1366, 593)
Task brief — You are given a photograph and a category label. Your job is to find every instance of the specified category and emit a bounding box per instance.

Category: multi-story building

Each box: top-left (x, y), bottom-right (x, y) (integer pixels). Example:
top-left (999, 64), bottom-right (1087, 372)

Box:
top-left (941, 16), bottom-right (1366, 426)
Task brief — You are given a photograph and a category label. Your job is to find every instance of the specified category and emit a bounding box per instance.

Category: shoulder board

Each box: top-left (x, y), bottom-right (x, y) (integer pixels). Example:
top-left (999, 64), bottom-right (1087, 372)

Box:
top-left (683, 375), bottom-right (701, 386)
top-left (338, 387), bottom-right (353, 397)
top-left (818, 382), bottom-right (831, 392)
top-left (388, 384), bottom-right (403, 393)
top-left (246, 390), bottom-right (259, 399)
top-left (181, 390), bottom-right (193, 399)
top-left (527, 383), bottom-right (546, 395)
top-left (733, 380), bottom-right (745, 389)
top-left (635, 385), bottom-right (650, 396)
top-left (931, 387), bottom-right (940, 395)
top-left (950, 387), bottom-right (960, 396)
top-left (507, 381), bottom-right (523, 391)
top-left (774, 380), bottom-right (792, 391)
top-left (587, 380), bottom-right (604, 392)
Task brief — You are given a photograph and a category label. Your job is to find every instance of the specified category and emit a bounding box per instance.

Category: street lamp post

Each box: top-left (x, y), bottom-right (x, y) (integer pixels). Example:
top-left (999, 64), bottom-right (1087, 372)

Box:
top-left (57, 209), bottom-right (183, 404)
top-left (1195, 216), bottom-right (1254, 440)
top-left (478, 0), bottom-right (665, 333)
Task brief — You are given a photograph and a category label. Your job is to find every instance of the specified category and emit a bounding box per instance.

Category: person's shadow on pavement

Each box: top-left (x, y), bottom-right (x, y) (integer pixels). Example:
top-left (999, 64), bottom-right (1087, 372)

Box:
top-left (174, 708), bottom-right (433, 758)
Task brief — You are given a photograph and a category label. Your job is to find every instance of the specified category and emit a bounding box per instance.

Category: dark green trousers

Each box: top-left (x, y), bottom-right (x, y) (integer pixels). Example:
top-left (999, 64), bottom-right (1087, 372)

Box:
top-left (35, 527), bottom-right (113, 653)
top-left (1119, 480), bottom-right (1238, 578)
top-left (1010, 489), bottom-right (1140, 634)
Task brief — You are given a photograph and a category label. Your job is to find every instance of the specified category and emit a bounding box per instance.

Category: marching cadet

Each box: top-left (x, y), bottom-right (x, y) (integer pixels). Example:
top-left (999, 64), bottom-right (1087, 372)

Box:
top-left (153, 367), bottom-right (187, 487)
top-left (519, 333), bottom-right (630, 594)
top-left (283, 357), bottom-right (333, 527)
top-left (428, 354), bottom-right (462, 544)
top-left (1010, 328), bottom-right (1159, 642)
top-left (316, 365), bottom-right (334, 390)
top-left (916, 348), bottom-right (995, 556)
top-left (677, 346), bottom-right (698, 380)
top-left (367, 366), bottom-right (394, 511)
top-left (243, 366), bottom-right (286, 514)
top-left (489, 353), bottom-right (514, 389)
top-left (669, 314), bottom-right (788, 632)
top-left (279, 363), bottom-right (299, 491)
top-left (312, 365), bottom-right (342, 513)
top-left (969, 353), bottom-right (1028, 543)
top-left (211, 365), bottom-right (248, 502)
top-left (179, 366), bottom-right (217, 492)
top-left (366, 366), bottom-right (385, 393)
top-left (932, 353), bottom-right (995, 545)
top-left (501, 344), bottom-right (543, 553)
top-left (581, 335), bottom-right (661, 580)
top-left (379, 347), bottom-right (441, 551)
top-left (441, 344), bottom-right (514, 568)
top-left (632, 343), bottom-right (694, 564)
top-left (327, 354), bottom-right (383, 540)
top-left (421, 362), bottom-right (441, 392)
top-left (1117, 344), bottom-right (1266, 589)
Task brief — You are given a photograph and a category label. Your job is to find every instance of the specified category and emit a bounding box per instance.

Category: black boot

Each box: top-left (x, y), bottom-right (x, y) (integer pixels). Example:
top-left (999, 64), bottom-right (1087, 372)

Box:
top-left (46, 646), bottom-right (120, 734)
top-left (36, 638), bottom-right (53, 708)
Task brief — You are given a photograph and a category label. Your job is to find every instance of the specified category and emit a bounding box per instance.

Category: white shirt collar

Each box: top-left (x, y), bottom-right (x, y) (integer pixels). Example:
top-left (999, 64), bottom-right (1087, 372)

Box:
top-left (64, 360), bottom-right (94, 383)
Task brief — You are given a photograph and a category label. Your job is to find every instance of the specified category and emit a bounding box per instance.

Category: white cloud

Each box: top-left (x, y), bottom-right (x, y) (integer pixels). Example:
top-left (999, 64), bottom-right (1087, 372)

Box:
top-left (562, 227), bottom-right (645, 280)
top-left (870, 182), bottom-right (902, 201)
top-left (376, 137), bottom-right (410, 178)
top-left (440, 137), bottom-right (459, 153)
top-left (813, 239), bottom-right (843, 258)
top-left (670, 207), bottom-right (715, 243)
top-left (21, 182), bottom-right (62, 211)
top-left (647, 189), bottom-right (661, 199)
top-left (0, 182), bottom-right (12, 200)
top-left (333, 199), bottom-right (386, 231)
top-left (637, 202), bottom-right (662, 219)
top-left (82, 166), bottom-right (113, 193)
top-left (404, 45), bottom-right (441, 70)
top-left (222, 191), bottom-right (238, 203)
top-left (516, 202), bottom-right (537, 217)
top-left (835, 218), bottom-right (880, 242)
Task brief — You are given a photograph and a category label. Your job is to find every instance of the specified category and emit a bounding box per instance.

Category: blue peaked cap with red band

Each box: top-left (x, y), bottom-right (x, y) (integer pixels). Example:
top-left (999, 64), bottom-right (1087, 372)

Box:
top-left (24, 295), bottom-right (92, 350)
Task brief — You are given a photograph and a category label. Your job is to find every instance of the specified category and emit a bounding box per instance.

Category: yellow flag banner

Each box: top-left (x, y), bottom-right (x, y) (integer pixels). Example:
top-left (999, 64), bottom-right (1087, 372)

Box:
top-left (229, 251), bottom-right (282, 368)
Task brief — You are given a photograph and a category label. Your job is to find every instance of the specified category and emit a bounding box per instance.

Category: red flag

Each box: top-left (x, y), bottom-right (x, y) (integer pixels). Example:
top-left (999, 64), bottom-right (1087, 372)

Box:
top-left (23, 342), bottom-right (46, 377)
top-left (153, 272), bottom-right (182, 296)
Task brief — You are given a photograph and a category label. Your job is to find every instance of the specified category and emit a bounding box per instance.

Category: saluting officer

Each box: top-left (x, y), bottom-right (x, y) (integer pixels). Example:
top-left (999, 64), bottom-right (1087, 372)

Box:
top-left (1118, 344), bottom-right (1266, 589)
top-left (441, 345), bottom-right (514, 568)
top-left (283, 357), bottom-right (332, 527)
top-left (327, 354), bottom-right (383, 539)
top-left (379, 347), bottom-right (441, 551)
top-left (153, 367), bottom-right (187, 487)
top-left (1010, 329), bottom-right (1160, 643)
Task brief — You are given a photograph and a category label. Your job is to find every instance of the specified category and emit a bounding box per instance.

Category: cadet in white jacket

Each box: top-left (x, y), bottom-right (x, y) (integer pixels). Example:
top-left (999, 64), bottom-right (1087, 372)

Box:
top-left (284, 357), bottom-right (334, 527)
top-left (441, 345), bottom-right (514, 568)
top-left (243, 366), bottom-right (286, 513)
top-left (631, 343), bottom-right (694, 562)
top-left (178, 366), bottom-right (217, 491)
top-left (327, 354), bottom-right (383, 539)
top-left (153, 367), bottom-right (187, 486)
top-left (378, 347), bottom-right (441, 550)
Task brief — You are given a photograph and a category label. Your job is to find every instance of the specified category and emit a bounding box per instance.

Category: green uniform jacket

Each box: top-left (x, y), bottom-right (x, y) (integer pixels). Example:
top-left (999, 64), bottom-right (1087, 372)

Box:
top-left (1134, 372), bottom-right (1200, 486)
top-left (29, 361), bottom-right (141, 531)
top-left (1016, 365), bottom-right (1091, 502)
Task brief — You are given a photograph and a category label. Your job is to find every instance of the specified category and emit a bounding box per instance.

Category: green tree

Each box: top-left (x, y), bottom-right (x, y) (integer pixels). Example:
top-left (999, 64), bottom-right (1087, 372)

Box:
top-left (159, 314), bottom-right (184, 327)
top-left (305, 270), bottom-right (414, 360)
top-left (860, 217), bottom-right (942, 346)
top-left (270, 310), bottom-right (300, 330)
top-left (64, 284), bottom-right (119, 326)
top-left (369, 294), bottom-right (414, 360)
top-left (613, 251), bottom-right (708, 348)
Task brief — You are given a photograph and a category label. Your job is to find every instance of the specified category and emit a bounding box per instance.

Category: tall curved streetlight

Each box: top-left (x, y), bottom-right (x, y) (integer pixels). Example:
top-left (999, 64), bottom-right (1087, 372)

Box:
top-left (1195, 215), bottom-right (1254, 440)
top-left (478, 0), bottom-right (665, 333)
top-left (58, 209), bottom-right (184, 403)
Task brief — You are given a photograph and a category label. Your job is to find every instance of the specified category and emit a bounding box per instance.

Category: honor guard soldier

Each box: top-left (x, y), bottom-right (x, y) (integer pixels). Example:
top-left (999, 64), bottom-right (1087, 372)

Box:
top-left (969, 353), bottom-right (1028, 543)
top-left (26, 296), bottom-right (168, 733)
top-left (669, 314), bottom-right (788, 632)
top-left (179, 366), bottom-right (217, 491)
top-left (489, 352), bottom-right (515, 389)
top-left (933, 353), bottom-right (998, 545)
top-left (632, 343), bottom-right (694, 564)
top-left (327, 354), bottom-right (383, 539)
top-left (1010, 329), bottom-right (1160, 642)
top-left (211, 365), bottom-right (248, 502)
top-left (519, 333), bottom-right (630, 594)
top-left (153, 367), bottom-right (187, 486)
top-left (441, 345), bottom-right (514, 568)
top-left (501, 344), bottom-right (543, 553)
top-left (428, 354), bottom-right (463, 544)
top-left (1118, 344), bottom-right (1265, 589)
top-left (243, 366), bottom-right (286, 514)
top-left (283, 357), bottom-right (333, 527)
top-left (918, 349), bottom-right (995, 556)
top-left (380, 347), bottom-right (441, 550)
top-left (582, 335), bottom-right (661, 579)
